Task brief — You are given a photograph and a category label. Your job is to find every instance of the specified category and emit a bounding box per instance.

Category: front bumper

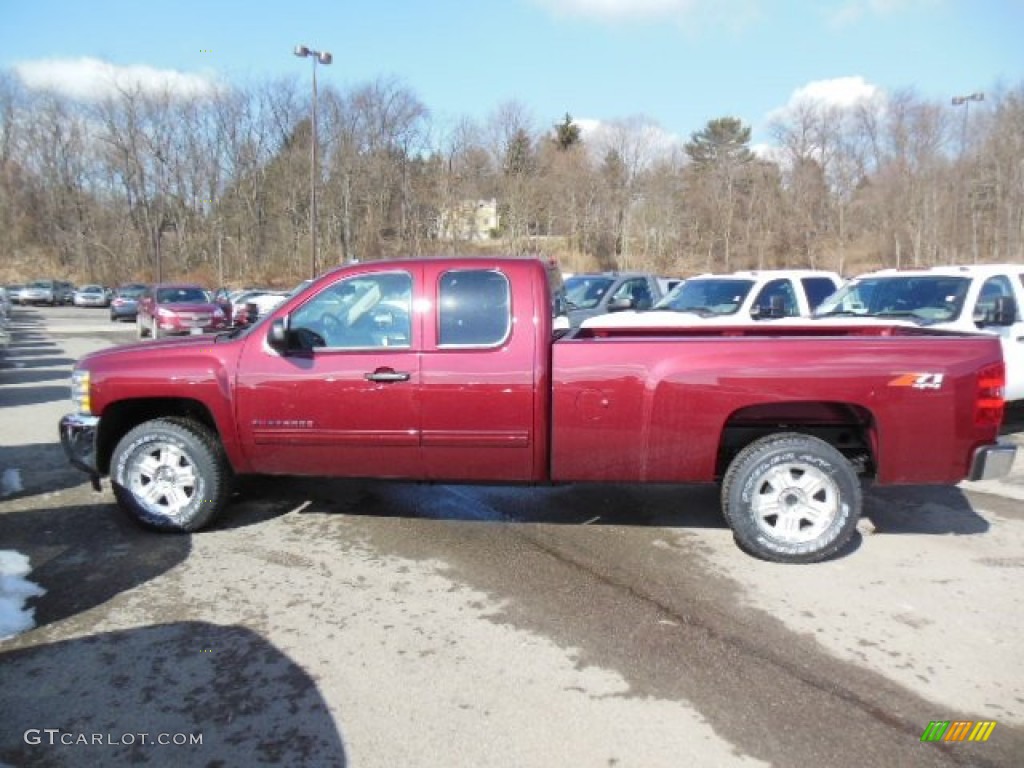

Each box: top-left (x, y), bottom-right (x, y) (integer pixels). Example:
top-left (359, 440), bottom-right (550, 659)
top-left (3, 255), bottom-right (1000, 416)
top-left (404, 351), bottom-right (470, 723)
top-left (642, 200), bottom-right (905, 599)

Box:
top-left (968, 442), bottom-right (1018, 481)
top-left (60, 412), bottom-right (102, 490)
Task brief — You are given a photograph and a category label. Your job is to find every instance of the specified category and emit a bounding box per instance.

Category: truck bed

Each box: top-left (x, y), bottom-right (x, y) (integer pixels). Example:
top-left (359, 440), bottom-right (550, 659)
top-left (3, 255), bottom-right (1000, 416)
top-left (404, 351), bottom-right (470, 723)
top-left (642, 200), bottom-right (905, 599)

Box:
top-left (551, 325), bottom-right (1005, 485)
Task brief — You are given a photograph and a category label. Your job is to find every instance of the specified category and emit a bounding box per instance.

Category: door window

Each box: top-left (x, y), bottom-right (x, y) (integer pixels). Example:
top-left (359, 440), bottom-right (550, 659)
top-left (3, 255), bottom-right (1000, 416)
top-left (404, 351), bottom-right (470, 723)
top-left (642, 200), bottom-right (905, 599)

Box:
top-left (973, 276), bottom-right (1018, 324)
top-left (754, 279), bottom-right (798, 316)
top-left (291, 271), bottom-right (413, 349)
top-left (610, 278), bottom-right (654, 310)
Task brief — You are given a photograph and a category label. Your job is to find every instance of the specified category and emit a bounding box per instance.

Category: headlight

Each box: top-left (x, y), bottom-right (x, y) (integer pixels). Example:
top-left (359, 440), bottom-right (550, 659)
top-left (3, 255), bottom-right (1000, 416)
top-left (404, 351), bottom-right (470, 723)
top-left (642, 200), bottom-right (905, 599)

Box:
top-left (71, 369), bottom-right (91, 415)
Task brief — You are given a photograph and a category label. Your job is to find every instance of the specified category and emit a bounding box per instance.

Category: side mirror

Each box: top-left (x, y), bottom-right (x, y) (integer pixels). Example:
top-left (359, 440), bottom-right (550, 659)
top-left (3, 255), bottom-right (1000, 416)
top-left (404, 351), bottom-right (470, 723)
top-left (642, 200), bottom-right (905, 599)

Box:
top-left (268, 316), bottom-right (290, 352)
top-left (976, 295), bottom-right (1017, 327)
top-left (990, 295), bottom-right (1017, 327)
top-left (607, 297), bottom-right (634, 312)
top-left (552, 290), bottom-right (567, 317)
top-left (752, 295), bottom-right (787, 319)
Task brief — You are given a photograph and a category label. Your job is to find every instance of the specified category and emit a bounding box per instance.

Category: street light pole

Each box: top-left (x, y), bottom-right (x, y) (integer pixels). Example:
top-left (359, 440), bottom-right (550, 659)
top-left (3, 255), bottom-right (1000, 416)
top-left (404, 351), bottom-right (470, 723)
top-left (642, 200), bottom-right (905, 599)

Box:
top-left (294, 44), bottom-right (332, 279)
top-left (154, 220), bottom-right (174, 284)
top-left (950, 92), bottom-right (984, 261)
top-left (951, 92), bottom-right (984, 155)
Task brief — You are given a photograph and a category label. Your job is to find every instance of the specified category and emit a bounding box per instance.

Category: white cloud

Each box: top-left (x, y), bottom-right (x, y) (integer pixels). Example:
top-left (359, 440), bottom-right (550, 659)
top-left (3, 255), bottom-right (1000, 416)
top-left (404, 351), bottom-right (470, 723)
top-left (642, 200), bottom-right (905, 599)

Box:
top-left (575, 116), bottom-right (684, 167)
top-left (767, 76), bottom-right (884, 124)
top-left (13, 57), bottom-right (219, 102)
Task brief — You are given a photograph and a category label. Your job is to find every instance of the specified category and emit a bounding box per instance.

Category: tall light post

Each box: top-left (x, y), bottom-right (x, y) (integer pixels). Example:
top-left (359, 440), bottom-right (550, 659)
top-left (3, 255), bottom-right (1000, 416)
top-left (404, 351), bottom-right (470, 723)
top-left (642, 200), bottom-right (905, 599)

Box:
top-left (294, 44), bottom-right (332, 279)
top-left (951, 92), bottom-right (984, 155)
top-left (154, 220), bottom-right (175, 284)
top-left (951, 92), bottom-right (983, 261)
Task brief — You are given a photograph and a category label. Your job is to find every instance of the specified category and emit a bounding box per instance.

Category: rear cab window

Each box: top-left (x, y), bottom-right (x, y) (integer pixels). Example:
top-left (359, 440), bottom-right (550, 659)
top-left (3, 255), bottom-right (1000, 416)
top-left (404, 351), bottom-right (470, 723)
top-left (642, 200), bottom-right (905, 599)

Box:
top-left (438, 269), bottom-right (511, 347)
top-left (802, 277), bottom-right (840, 311)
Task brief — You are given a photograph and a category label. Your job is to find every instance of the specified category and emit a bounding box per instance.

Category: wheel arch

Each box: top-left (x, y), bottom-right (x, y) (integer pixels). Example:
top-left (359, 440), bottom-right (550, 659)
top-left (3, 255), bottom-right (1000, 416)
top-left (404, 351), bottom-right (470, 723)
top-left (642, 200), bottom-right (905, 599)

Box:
top-left (96, 398), bottom-right (226, 475)
top-left (716, 400), bottom-right (877, 480)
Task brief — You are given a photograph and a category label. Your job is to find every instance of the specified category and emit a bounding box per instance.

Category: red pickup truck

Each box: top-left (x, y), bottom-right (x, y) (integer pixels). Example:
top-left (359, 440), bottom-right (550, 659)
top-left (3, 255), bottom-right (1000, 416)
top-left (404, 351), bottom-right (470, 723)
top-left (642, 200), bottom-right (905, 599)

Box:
top-left (60, 257), bottom-right (1017, 563)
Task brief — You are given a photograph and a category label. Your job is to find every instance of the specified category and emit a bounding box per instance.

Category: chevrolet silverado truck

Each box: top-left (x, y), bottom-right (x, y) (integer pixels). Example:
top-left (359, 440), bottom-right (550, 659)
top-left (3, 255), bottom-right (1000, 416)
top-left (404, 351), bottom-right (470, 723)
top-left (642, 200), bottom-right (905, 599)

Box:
top-left (60, 257), bottom-right (1017, 563)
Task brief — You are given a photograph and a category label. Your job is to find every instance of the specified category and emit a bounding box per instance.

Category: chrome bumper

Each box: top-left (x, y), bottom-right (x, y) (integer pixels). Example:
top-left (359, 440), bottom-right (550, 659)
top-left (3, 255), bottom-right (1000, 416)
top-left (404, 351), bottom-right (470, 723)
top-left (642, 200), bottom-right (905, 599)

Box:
top-left (968, 442), bottom-right (1018, 482)
top-left (59, 412), bottom-right (102, 490)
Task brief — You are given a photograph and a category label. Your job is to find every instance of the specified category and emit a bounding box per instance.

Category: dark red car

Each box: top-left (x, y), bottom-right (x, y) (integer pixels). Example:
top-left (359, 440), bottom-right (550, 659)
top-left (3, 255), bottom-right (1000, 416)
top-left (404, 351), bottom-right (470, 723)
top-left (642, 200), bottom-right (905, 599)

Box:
top-left (136, 283), bottom-right (229, 339)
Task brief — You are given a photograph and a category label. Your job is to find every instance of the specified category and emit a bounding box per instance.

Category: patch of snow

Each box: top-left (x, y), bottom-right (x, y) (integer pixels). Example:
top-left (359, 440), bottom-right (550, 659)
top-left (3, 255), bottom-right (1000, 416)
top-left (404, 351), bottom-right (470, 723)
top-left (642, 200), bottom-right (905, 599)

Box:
top-left (0, 550), bottom-right (46, 640)
top-left (1, 467), bottom-right (23, 497)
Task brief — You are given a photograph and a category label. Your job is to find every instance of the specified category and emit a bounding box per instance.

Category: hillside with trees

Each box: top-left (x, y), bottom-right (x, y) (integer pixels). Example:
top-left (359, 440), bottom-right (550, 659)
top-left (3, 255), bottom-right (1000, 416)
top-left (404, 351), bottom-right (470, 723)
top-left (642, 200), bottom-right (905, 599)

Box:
top-left (1, 70), bottom-right (1021, 286)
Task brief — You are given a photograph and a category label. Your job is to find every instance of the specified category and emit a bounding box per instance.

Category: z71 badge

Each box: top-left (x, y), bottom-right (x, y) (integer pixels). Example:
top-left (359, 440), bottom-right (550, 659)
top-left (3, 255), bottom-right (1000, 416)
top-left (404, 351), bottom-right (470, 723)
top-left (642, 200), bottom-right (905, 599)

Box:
top-left (888, 373), bottom-right (945, 390)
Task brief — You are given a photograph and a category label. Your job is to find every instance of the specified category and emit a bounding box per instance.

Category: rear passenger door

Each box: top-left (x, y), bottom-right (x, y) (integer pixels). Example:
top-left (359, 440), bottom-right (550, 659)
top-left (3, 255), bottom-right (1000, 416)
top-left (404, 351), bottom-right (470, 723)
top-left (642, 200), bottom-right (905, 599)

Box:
top-left (419, 264), bottom-right (539, 482)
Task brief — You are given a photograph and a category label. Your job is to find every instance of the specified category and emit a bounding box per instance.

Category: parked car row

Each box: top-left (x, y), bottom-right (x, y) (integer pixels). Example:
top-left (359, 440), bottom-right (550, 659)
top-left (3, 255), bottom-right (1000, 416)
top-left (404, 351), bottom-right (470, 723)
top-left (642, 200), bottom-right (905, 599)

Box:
top-left (10, 279), bottom-right (76, 306)
top-left (2, 279), bottom-right (292, 335)
top-left (579, 262), bottom-right (1024, 402)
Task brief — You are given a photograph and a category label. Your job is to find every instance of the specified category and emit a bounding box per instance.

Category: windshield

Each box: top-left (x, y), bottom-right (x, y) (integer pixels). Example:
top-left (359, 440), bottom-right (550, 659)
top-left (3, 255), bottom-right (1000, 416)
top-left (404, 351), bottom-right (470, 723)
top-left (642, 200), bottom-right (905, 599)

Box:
top-left (157, 287), bottom-right (209, 304)
top-left (654, 278), bottom-right (754, 315)
top-left (30, 280), bottom-right (54, 289)
top-left (117, 287), bottom-right (145, 298)
top-left (815, 276), bottom-right (970, 323)
top-left (563, 276), bottom-right (614, 310)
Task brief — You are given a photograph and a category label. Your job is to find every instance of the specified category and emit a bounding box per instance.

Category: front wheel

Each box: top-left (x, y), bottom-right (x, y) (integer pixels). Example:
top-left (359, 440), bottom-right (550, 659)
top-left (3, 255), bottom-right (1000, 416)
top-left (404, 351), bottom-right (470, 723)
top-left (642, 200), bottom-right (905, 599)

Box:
top-left (721, 433), bottom-right (861, 564)
top-left (110, 418), bottom-right (232, 532)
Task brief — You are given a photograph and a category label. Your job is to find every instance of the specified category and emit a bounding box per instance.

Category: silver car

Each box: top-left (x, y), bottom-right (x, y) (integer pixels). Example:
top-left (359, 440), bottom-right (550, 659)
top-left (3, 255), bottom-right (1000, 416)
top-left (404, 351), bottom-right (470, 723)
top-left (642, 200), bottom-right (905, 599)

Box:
top-left (20, 279), bottom-right (74, 306)
top-left (73, 284), bottom-right (110, 308)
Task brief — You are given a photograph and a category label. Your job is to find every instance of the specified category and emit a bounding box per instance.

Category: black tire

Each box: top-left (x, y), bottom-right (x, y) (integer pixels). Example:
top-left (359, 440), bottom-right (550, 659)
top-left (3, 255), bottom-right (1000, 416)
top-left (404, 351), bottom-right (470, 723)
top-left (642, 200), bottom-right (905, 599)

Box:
top-left (720, 433), bottom-right (861, 564)
top-left (110, 418), bottom-right (232, 532)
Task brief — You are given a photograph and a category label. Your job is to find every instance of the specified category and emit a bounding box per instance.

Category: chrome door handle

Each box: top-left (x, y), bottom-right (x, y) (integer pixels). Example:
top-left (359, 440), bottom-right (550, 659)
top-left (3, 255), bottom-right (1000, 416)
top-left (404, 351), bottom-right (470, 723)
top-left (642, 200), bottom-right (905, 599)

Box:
top-left (364, 370), bottom-right (410, 382)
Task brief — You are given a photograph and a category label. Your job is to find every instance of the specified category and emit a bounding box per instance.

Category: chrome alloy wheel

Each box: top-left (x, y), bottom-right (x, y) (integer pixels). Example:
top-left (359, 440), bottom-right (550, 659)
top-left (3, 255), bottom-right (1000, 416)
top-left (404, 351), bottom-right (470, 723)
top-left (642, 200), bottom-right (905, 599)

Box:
top-left (126, 440), bottom-right (198, 520)
top-left (750, 462), bottom-right (840, 544)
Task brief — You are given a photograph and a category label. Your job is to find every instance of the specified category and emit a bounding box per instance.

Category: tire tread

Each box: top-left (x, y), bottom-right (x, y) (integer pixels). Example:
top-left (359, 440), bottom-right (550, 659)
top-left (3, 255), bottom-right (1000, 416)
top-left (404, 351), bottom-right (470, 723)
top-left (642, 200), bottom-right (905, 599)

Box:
top-left (111, 417), bottom-right (232, 532)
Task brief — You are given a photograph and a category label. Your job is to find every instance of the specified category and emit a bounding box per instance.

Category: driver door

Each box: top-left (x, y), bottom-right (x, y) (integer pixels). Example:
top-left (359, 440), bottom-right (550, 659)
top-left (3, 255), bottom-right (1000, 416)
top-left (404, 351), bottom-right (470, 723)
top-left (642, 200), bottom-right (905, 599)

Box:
top-left (235, 267), bottom-right (423, 478)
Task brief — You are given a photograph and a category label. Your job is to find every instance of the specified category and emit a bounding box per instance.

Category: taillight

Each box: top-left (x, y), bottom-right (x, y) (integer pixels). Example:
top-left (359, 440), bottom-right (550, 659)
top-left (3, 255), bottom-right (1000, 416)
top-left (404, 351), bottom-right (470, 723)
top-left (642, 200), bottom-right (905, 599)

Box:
top-left (975, 361), bottom-right (1006, 427)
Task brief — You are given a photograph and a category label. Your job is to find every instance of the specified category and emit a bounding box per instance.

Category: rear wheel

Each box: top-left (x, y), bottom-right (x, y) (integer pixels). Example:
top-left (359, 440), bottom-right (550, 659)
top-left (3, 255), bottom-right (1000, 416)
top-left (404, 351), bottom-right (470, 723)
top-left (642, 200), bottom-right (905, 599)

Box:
top-left (111, 418), bottom-right (232, 532)
top-left (721, 433), bottom-right (861, 564)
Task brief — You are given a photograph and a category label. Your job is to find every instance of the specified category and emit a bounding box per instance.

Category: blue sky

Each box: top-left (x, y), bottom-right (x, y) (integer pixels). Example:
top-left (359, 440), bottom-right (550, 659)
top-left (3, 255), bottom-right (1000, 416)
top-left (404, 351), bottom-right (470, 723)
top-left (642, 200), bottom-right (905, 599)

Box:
top-left (2, 0), bottom-right (1021, 145)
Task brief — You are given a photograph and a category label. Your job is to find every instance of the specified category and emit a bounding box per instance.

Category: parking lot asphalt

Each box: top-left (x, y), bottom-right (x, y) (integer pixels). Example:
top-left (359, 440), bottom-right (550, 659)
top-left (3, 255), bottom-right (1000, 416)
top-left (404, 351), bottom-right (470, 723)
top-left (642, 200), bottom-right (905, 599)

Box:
top-left (2, 305), bottom-right (1023, 767)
